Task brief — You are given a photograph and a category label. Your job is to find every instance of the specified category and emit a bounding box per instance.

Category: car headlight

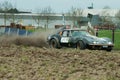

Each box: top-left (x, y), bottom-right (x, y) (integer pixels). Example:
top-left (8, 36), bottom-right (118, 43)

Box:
top-left (108, 42), bottom-right (112, 44)
top-left (93, 41), bottom-right (99, 44)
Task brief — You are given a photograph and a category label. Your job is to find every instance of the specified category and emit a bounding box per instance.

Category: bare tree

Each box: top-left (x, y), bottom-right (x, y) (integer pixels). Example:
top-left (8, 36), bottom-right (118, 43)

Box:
top-left (67, 6), bottom-right (83, 27)
top-left (1, 1), bottom-right (13, 26)
top-left (33, 6), bottom-right (53, 29)
top-left (0, 3), bottom-right (2, 11)
top-left (103, 6), bottom-right (111, 9)
top-left (115, 10), bottom-right (120, 28)
top-left (1, 1), bottom-right (22, 26)
top-left (41, 6), bottom-right (53, 29)
top-left (100, 6), bottom-right (113, 25)
top-left (8, 8), bottom-right (21, 24)
top-left (115, 10), bottom-right (120, 19)
top-left (32, 9), bottom-right (42, 28)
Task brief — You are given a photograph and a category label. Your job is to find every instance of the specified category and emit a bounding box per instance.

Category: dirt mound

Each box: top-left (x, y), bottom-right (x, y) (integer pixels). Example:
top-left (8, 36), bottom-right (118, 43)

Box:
top-left (0, 44), bottom-right (120, 80)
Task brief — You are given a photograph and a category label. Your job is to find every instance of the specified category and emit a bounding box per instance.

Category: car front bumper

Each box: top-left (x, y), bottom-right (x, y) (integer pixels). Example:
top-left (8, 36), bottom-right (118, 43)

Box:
top-left (89, 44), bottom-right (114, 49)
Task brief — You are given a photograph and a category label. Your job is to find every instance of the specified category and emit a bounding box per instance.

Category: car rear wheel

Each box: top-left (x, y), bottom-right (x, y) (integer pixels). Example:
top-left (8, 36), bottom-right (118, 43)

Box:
top-left (49, 39), bottom-right (58, 48)
top-left (76, 41), bottom-right (86, 50)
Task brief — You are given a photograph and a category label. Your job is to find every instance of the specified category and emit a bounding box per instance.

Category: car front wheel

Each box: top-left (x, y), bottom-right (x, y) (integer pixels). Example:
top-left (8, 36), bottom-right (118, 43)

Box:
top-left (76, 41), bottom-right (86, 50)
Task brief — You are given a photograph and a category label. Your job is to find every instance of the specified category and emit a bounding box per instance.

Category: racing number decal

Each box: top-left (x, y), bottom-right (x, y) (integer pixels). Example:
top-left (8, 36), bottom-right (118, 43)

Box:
top-left (61, 37), bottom-right (69, 43)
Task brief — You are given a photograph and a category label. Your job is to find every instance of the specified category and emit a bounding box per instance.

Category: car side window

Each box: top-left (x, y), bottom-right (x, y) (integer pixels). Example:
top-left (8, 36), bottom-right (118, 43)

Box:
top-left (62, 31), bottom-right (70, 37)
top-left (72, 31), bottom-right (79, 36)
top-left (62, 31), bottom-right (67, 37)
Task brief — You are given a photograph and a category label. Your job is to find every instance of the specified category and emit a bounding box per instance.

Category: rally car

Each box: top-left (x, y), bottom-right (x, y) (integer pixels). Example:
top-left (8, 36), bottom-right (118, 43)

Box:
top-left (47, 29), bottom-right (114, 51)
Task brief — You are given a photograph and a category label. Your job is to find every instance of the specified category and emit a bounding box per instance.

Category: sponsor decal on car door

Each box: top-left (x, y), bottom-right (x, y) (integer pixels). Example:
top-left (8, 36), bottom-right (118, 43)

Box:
top-left (61, 37), bottom-right (69, 43)
top-left (60, 30), bottom-right (70, 43)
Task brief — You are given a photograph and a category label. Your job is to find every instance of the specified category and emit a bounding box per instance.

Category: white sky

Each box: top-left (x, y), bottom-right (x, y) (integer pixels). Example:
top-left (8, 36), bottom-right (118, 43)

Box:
top-left (0, 0), bottom-right (120, 13)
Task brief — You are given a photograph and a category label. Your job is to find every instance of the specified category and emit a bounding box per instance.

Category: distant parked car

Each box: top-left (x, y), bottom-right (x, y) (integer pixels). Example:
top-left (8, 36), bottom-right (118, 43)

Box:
top-left (47, 28), bottom-right (114, 51)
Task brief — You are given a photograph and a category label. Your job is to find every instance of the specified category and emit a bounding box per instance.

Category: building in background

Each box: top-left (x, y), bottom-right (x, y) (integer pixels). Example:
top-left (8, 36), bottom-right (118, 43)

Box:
top-left (0, 9), bottom-right (119, 29)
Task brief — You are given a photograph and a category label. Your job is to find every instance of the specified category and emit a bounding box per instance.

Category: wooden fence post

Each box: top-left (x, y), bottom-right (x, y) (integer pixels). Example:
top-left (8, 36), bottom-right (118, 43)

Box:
top-left (112, 28), bottom-right (115, 43)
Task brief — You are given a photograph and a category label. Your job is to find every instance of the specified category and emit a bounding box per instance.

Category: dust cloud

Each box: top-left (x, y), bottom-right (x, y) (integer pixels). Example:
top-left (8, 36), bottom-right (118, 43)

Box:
top-left (0, 29), bottom-right (58, 48)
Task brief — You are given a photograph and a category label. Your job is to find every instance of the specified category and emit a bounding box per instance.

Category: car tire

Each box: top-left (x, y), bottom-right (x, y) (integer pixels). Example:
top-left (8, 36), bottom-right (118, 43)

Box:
top-left (76, 41), bottom-right (86, 50)
top-left (49, 39), bottom-right (58, 48)
top-left (106, 47), bottom-right (112, 52)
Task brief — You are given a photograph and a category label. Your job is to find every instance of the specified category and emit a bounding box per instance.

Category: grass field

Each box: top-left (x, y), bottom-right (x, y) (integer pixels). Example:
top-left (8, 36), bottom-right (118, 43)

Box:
top-left (98, 29), bottom-right (120, 50)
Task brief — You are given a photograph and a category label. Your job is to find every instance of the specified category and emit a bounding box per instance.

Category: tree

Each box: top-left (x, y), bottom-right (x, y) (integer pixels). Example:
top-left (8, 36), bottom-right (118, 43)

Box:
top-left (41, 6), bottom-right (53, 29)
top-left (32, 9), bottom-right (42, 28)
top-left (100, 6), bottom-right (113, 26)
top-left (33, 6), bottom-right (53, 29)
top-left (0, 3), bottom-right (2, 11)
top-left (1, 1), bottom-right (13, 26)
top-left (7, 8), bottom-right (24, 25)
top-left (67, 6), bottom-right (83, 27)
top-left (115, 10), bottom-right (120, 28)
top-left (103, 6), bottom-right (111, 9)
top-left (0, 1), bottom-right (22, 26)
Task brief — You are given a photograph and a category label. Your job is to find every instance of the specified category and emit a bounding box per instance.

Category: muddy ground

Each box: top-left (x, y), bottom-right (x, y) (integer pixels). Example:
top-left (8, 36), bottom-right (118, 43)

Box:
top-left (0, 35), bottom-right (120, 80)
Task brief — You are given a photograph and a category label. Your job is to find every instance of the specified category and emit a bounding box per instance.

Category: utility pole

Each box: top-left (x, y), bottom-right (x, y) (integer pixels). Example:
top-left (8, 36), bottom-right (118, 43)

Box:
top-left (62, 14), bottom-right (65, 26)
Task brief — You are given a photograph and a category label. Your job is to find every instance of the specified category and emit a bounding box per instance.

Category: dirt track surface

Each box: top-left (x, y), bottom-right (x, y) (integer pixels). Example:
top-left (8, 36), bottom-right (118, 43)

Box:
top-left (0, 44), bottom-right (120, 80)
top-left (0, 34), bottom-right (120, 80)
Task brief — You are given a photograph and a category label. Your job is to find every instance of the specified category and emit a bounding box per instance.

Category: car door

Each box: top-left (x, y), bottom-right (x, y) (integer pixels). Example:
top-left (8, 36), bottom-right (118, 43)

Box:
top-left (60, 30), bottom-right (70, 43)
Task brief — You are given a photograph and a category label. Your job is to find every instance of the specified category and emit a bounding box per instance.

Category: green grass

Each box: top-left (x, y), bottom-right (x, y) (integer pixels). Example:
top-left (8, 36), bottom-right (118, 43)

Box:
top-left (98, 29), bottom-right (120, 50)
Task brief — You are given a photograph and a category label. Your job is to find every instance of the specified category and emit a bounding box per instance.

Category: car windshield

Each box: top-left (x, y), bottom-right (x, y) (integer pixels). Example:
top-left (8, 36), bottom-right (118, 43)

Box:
top-left (72, 31), bottom-right (89, 36)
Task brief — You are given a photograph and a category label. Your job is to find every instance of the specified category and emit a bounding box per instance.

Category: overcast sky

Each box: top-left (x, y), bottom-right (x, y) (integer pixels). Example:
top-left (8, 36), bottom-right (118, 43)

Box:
top-left (0, 0), bottom-right (120, 13)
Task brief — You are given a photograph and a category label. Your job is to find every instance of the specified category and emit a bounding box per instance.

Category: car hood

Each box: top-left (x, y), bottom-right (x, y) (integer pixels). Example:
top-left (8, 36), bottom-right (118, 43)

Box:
top-left (84, 34), bottom-right (112, 44)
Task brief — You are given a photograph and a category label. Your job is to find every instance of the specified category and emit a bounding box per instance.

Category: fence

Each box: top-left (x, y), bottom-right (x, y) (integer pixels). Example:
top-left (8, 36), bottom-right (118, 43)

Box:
top-left (0, 27), bottom-right (33, 36)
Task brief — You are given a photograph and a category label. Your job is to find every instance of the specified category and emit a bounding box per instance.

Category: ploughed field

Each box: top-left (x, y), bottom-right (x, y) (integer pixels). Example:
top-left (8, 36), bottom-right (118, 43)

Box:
top-left (0, 36), bottom-right (120, 80)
